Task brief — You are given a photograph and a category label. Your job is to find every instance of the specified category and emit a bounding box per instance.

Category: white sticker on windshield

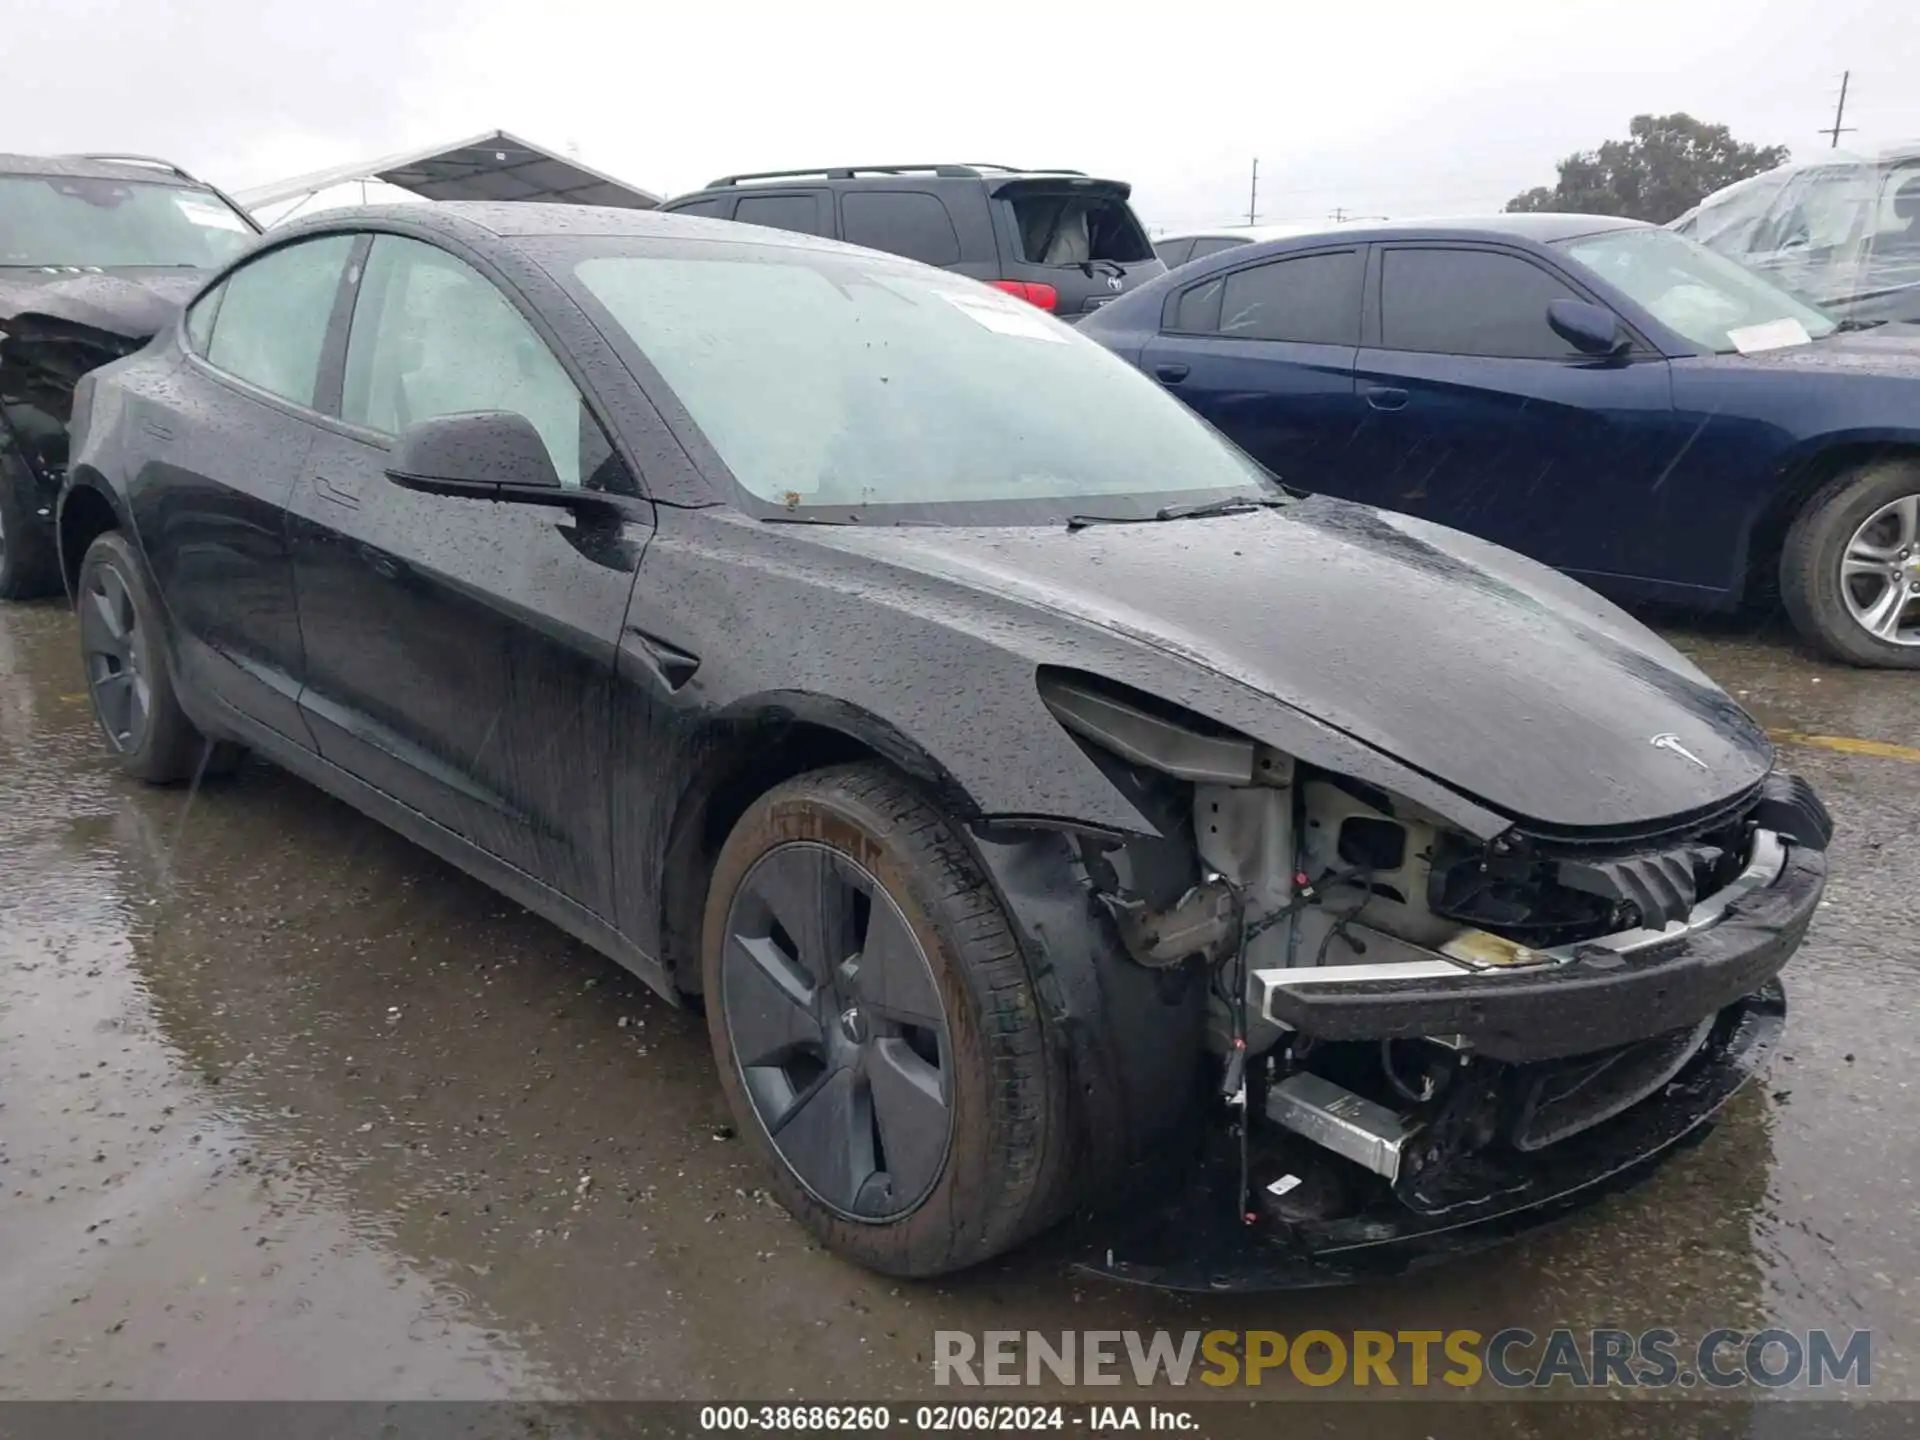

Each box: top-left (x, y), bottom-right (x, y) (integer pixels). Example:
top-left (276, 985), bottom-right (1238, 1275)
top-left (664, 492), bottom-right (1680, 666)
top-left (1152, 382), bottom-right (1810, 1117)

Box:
top-left (174, 192), bottom-right (252, 233)
top-left (1726, 317), bottom-right (1813, 354)
top-left (938, 290), bottom-right (1069, 343)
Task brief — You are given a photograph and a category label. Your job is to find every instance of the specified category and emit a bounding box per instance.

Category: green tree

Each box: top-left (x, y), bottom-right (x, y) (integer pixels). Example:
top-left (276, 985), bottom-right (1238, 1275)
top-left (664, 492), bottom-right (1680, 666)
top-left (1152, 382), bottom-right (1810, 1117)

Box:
top-left (1506, 114), bottom-right (1790, 223)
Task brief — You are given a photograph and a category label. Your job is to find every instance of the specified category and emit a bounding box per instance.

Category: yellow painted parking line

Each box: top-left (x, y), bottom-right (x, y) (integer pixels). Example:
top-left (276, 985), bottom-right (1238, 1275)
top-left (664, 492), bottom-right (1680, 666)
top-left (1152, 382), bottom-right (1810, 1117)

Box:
top-left (1770, 729), bottom-right (1920, 764)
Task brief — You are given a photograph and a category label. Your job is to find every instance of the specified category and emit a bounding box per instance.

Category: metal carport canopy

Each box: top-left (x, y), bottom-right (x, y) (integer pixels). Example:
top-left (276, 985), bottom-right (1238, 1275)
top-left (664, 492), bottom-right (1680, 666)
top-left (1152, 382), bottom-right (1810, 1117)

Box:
top-left (233, 129), bottom-right (660, 213)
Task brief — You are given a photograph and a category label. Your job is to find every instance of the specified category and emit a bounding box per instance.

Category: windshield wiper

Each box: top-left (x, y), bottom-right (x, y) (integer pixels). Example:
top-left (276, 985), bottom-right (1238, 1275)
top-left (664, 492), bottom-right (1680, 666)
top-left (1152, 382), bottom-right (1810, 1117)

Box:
top-left (1154, 494), bottom-right (1290, 521)
top-left (1833, 317), bottom-right (1890, 333)
top-left (1067, 493), bottom-right (1290, 532)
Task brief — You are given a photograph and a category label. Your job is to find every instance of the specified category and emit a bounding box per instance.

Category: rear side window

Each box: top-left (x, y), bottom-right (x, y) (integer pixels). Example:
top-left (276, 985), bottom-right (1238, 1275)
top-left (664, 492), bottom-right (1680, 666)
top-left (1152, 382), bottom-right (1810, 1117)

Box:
top-left (1380, 248), bottom-right (1580, 359)
top-left (665, 196), bottom-right (732, 220)
top-left (841, 191), bottom-right (961, 267)
top-left (1218, 250), bottom-right (1361, 344)
top-left (1172, 275), bottom-right (1225, 333)
top-left (1005, 191), bottom-right (1153, 266)
top-left (201, 233), bottom-right (355, 408)
top-left (732, 193), bottom-right (825, 236)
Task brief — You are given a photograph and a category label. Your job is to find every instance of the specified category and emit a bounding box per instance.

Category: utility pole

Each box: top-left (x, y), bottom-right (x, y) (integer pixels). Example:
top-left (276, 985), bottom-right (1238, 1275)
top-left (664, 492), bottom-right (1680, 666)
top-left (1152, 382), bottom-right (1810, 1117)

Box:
top-left (1329, 206), bottom-right (1348, 223)
top-left (1248, 158), bottom-right (1259, 226)
top-left (1820, 70), bottom-right (1856, 148)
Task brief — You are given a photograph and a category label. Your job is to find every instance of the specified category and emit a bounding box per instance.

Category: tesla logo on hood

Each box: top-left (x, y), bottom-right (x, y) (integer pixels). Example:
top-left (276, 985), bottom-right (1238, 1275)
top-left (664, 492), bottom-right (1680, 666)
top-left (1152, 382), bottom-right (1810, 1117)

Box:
top-left (1650, 733), bottom-right (1709, 770)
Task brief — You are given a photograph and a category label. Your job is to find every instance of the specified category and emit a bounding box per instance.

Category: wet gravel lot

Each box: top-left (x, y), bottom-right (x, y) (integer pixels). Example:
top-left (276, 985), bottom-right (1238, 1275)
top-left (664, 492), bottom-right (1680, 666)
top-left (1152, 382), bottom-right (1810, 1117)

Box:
top-left (1, 594), bottom-right (1914, 1426)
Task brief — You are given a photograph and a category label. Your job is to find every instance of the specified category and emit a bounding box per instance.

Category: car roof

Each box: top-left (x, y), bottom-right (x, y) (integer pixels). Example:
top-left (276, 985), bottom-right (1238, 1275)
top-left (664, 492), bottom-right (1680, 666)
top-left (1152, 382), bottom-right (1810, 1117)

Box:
top-left (1222, 213), bottom-right (1652, 247)
top-left (1158, 223), bottom-right (1326, 244)
top-left (273, 200), bottom-right (884, 257)
top-left (0, 152), bottom-right (204, 188)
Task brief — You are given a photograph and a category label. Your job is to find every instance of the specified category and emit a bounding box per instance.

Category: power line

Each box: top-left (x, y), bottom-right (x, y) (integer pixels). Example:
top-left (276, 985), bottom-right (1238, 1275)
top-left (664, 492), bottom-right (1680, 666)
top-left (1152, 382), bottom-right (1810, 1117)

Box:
top-left (1820, 69), bottom-right (1856, 148)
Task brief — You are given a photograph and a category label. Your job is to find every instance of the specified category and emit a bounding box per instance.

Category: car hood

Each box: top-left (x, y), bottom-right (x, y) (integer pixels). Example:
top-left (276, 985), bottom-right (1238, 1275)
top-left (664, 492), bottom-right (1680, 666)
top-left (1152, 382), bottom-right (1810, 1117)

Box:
top-left (0, 269), bottom-right (200, 423)
top-left (1716, 321), bottom-right (1920, 377)
top-left (800, 497), bottom-right (1772, 834)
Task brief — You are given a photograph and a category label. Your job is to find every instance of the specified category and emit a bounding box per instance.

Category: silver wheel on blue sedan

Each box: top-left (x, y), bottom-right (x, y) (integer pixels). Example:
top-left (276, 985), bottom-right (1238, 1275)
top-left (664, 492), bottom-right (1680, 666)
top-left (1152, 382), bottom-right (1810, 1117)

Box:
top-left (1782, 459), bottom-right (1920, 668)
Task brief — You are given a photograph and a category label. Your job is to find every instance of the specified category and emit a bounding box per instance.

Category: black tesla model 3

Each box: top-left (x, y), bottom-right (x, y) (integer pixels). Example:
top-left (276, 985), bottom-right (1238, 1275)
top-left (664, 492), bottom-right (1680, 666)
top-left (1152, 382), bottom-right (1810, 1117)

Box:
top-left (41, 204), bottom-right (1832, 1286)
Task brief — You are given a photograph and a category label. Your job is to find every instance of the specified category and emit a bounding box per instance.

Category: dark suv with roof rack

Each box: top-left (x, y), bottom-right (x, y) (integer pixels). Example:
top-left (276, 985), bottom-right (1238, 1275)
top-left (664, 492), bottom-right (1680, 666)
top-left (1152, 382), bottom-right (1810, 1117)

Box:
top-left (1, 152), bottom-right (261, 599)
top-left (657, 163), bottom-right (1166, 321)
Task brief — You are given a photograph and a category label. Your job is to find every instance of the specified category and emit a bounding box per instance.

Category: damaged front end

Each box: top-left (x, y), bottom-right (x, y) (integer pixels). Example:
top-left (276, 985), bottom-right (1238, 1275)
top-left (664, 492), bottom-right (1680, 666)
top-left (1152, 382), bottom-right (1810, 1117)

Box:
top-left (1002, 670), bottom-right (1830, 1290)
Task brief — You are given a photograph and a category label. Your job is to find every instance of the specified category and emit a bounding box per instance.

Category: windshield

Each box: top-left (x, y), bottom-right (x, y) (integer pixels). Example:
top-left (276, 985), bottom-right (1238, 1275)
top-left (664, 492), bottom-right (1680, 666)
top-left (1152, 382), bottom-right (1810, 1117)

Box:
top-left (0, 174), bottom-right (256, 269)
top-left (568, 245), bottom-right (1273, 519)
top-left (1558, 226), bottom-right (1837, 353)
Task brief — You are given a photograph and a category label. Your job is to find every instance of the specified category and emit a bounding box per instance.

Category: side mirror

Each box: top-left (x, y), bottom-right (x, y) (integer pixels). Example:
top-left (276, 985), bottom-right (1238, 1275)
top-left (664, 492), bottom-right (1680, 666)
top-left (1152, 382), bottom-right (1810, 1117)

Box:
top-left (1547, 298), bottom-right (1632, 359)
top-left (384, 410), bottom-right (568, 504)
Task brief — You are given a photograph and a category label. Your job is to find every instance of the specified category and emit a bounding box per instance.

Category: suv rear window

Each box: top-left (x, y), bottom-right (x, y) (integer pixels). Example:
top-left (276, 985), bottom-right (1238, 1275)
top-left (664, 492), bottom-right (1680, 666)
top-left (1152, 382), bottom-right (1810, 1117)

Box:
top-left (1004, 190), bottom-right (1153, 267)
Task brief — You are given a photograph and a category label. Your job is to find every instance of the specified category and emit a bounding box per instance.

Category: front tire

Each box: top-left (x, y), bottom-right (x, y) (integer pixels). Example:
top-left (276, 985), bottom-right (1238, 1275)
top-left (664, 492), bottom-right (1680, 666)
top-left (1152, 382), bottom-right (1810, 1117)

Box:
top-left (1780, 459), bottom-right (1920, 667)
top-left (76, 531), bottom-right (244, 783)
top-left (700, 763), bottom-right (1073, 1277)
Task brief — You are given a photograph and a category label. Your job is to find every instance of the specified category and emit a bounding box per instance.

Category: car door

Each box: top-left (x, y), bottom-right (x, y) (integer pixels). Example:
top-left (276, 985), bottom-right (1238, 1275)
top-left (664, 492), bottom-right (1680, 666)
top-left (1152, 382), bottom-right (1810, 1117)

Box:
top-left (286, 232), bottom-right (652, 918)
top-left (1346, 244), bottom-right (1677, 579)
top-left (130, 232), bottom-right (358, 746)
top-left (1140, 247), bottom-right (1364, 492)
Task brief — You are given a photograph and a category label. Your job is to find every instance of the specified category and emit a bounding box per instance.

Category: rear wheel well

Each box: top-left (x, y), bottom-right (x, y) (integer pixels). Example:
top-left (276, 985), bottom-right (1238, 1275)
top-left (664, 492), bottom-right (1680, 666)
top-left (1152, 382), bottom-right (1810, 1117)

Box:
top-left (1748, 442), bottom-right (1920, 605)
top-left (57, 481), bottom-right (120, 601)
top-left (659, 722), bottom-right (889, 999)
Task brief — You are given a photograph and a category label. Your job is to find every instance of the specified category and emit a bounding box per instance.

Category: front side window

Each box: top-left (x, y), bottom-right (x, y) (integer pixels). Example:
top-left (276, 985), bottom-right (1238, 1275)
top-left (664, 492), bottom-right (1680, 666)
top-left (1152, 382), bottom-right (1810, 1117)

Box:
top-left (570, 246), bottom-right (1273, 517)
top-left (342, 236), bottom-right (617, 490)
top-left (1557, 227), bottom-right (1837, 353)
top-left (0, 175), bottom-right (256, 270)
top-left (1380, 248), bottom-right (1582, 360)
top-left (202, 234), bottom-right (355, 408)
top-left (1218, 250), bottom-right (1361, 345)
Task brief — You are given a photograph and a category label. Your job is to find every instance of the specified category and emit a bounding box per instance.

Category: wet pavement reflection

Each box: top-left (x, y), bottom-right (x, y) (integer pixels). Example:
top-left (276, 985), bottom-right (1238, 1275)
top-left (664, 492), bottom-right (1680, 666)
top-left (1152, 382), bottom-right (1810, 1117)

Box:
top-left (1, 596), bottom-right (1914, 1420)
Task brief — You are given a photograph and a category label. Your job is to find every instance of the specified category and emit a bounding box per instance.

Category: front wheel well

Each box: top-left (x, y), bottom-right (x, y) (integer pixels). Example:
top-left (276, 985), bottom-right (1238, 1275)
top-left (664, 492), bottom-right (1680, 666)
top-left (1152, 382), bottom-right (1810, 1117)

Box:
top-left (658, 721), bottom-right (894, 999)
top-left (1747, 442), bottom-right (1920, 605)
top-left (56, 480), bottom-right (121, 601)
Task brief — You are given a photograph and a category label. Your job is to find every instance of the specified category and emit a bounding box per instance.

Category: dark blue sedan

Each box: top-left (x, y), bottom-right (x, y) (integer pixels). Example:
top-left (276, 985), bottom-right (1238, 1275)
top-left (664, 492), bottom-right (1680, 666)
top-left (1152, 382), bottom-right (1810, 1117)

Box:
top-left (1080, 214), bottom-right (1920, 667)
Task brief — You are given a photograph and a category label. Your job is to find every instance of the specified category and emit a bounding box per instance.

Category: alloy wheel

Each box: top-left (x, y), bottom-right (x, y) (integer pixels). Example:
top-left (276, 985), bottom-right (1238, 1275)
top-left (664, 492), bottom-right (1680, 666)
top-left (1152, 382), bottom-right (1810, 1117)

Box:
top-left (79, 561), bottom-right (152, 751)
top-left (1840, 493), bottom-right (1920, 647)
top-left (720, 841), bottom-right (953, 1221)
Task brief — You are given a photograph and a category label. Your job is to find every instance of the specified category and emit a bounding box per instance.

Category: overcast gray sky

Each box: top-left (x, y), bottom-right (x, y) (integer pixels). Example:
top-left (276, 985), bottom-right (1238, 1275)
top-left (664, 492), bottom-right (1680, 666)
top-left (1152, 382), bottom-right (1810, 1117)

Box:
top-left (8, 0), bottom-right (1917, 230)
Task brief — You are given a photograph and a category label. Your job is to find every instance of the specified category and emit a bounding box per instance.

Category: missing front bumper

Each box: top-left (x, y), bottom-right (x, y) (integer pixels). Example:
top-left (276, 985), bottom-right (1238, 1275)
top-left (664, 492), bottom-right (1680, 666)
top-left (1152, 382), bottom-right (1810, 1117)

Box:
top-left (1077, 983), bottom-right (1784, 1292)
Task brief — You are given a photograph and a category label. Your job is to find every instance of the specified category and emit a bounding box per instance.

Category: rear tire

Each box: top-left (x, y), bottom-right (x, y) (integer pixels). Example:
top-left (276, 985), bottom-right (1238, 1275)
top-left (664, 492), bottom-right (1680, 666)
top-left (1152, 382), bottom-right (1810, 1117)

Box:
top-left (0, 460), bottom-right (62, 601)
top-left (76, 531), bottom-right (245, 783)
top-left (1780, 458), bottom-right (1920, 668)
top-left (700, 762), bottom-right (1074, 1277)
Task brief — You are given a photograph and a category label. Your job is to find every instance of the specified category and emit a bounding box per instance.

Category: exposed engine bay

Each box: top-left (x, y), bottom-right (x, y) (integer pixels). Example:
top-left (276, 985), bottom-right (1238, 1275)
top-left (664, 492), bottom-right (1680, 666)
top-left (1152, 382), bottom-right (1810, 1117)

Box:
top-left (1036, 670), bottom-right (1829, 1281)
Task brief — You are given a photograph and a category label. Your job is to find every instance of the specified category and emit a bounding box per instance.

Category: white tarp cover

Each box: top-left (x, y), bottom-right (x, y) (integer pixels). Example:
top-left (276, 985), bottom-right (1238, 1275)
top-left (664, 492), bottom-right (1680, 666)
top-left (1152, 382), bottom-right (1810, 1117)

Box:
top-left (234, 130), bottom-right (659, 214)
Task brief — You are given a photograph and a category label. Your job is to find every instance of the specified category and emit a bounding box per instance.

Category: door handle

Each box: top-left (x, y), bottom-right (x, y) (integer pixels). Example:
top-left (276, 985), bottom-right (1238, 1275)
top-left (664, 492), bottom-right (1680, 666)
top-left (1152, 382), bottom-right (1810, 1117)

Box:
top-left (1364, 386), bottom-right (1409, 412)
top-left (1154, 362), bottom-right (1190, 384)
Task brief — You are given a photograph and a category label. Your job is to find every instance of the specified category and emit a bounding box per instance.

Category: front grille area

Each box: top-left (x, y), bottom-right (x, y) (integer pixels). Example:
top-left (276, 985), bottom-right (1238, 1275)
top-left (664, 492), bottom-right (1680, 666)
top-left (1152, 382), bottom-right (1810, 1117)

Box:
top-left (1426, 793), bottom-right (1766, 947)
